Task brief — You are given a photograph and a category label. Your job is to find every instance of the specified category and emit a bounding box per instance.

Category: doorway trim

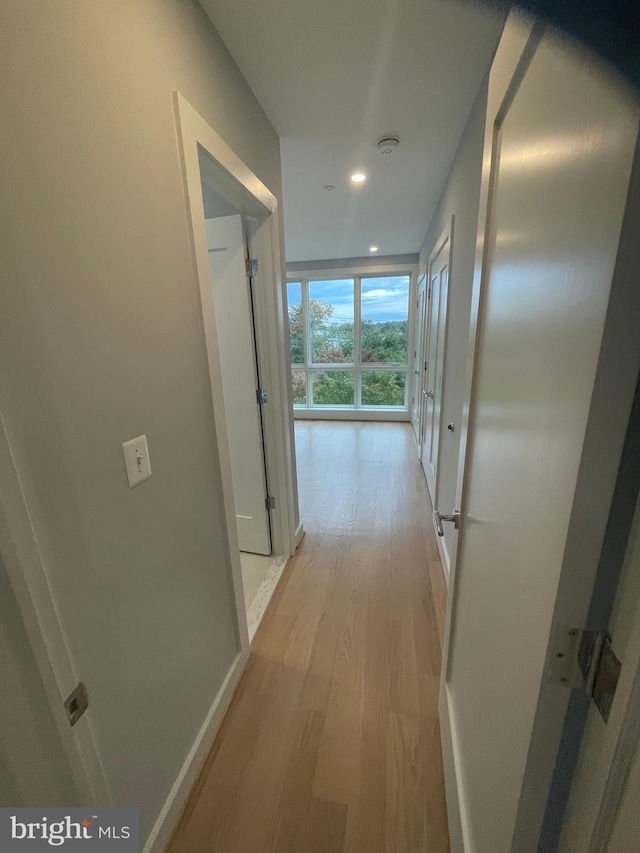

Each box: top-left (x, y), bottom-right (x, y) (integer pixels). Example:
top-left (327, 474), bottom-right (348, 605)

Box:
top-left (422, 218), bottom-right (453, 504)
top-left (411, 267), bottom-right (427, 441)
top-left (173, 90), bottom-right (299, 565)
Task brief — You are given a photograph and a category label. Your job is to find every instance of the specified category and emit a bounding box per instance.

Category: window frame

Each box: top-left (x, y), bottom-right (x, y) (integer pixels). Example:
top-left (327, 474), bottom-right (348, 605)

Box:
top-left (287, 266), bottom-right (415, 413)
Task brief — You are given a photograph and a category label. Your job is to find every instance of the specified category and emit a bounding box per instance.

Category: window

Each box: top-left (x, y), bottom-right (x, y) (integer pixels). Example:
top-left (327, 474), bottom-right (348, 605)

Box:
top-left (361, 277), bottom-right (409, 363)
top-left (287, 274), bottom-right (410, 410)
top-left (308, 279), bottom-right (354, 363)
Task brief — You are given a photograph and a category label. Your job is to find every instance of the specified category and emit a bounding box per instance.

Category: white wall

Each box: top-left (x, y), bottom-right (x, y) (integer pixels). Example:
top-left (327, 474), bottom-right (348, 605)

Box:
top-left (418, 82), bottom-right (488, 558)
top-left (0, 0), bottom-right (284, 841)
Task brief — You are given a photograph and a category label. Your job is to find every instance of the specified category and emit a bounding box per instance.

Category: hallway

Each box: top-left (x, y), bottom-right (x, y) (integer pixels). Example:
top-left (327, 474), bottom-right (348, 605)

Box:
top-left (166, 422), bottom-right (450, 852)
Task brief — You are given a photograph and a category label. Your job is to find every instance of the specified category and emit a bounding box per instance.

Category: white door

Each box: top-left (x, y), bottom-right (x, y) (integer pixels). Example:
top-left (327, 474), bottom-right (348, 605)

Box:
top-left (420, 229), bottom-right (450, 500)
top-left (440, 19), bottom-right (639, 853)
top-left (411, 273), bottom-right (427, 441)
top-left (206, 215), bottom-right (271, 556)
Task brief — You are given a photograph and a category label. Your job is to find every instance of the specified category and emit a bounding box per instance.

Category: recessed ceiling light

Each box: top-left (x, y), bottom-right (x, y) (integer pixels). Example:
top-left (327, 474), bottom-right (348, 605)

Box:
top-left (324, 184), bottom-right (335, 191)
top-left (369, 245), bottom-right (379, 253)
top-left (350, 172), bottom-right (367, 183)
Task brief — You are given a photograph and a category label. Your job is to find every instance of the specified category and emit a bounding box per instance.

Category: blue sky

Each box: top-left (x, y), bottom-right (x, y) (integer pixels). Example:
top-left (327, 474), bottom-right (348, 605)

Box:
top-left (288, 276), bottom-right (409, 324)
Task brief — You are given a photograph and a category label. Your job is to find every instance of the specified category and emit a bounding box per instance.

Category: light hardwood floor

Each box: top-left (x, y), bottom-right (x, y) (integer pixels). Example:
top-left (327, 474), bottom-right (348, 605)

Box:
top-left (166, 421), bottom-right (450, 853)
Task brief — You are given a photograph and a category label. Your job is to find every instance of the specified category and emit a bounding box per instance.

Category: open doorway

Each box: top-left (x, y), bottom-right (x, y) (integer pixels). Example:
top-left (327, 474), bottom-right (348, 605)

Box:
top-left (200, 172), bottom-right (281, 624)
top-left (196, 142), bottom-right (289, 640)
top-left (201, 176), bottom-right (272, 557)
top-left (175, 93), bottom-right (301, 646)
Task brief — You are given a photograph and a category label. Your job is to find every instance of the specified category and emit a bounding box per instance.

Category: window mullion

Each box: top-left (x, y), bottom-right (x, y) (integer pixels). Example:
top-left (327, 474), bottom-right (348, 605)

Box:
top-left (354, 276), bottom-right (361, 408)
top-left (303, 280), bottom-right (312, 406)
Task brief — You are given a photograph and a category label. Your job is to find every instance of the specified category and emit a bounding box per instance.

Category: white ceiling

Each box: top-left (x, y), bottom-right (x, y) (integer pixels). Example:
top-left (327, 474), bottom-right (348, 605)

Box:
top-left (200, 0), bottom-right (504, 262)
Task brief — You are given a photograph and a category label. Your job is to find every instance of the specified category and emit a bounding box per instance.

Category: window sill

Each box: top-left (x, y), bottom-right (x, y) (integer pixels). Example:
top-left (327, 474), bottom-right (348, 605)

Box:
top-left (293, 408), bottom-right (410, 422)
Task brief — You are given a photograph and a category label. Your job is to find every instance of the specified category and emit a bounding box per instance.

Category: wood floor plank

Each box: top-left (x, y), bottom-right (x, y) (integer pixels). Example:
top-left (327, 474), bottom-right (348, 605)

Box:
top-left (343, 692), bottom-right (387, 853)
top-left (165, 422), bottom-right (450, 853)
top-left (271, 710), bottom-right (326, 850)
top-left (312, 537), bottom-right (367, 805)
top-left (385, 711), bottom-right (427, 853)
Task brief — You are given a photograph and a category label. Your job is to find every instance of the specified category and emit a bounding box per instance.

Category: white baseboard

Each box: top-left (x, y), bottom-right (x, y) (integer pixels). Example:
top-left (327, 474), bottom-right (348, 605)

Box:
top-left (246, 555), bottom-right (288, 643)
top-left (293, 409), bottom-right (410, 422)
top-left (439, 684), bottom-right (470, 853)
top-left (294, 521), bottom-right (305, 548)
top-left (143, 648), bottom-right (249, 853)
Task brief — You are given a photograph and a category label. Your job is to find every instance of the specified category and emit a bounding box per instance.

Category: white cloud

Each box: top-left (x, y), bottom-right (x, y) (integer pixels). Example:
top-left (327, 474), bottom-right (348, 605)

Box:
top-left (361, 288), bottom-right (404, 300)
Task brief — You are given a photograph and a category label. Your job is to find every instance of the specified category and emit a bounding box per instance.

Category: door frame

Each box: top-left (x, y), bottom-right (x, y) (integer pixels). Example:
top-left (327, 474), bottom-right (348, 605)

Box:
top-left (589, 522), bottom-right (640, 849)
top-left (420, 218), bottom-right (453, 506)
top-left (556, 381), bottom-right (640, 851)
top-left (438, 12), bottom-right (640, 853)
top-left (412, 268), bottom-right (427, 442)
top-left (244, 211), bottom-right (303, 550)
top-left (584, 504), bottom-right (640, 852)
top-left (174, 91), bottom-right (300, 571)
top-left (204, 214), bottom-right (272, 555)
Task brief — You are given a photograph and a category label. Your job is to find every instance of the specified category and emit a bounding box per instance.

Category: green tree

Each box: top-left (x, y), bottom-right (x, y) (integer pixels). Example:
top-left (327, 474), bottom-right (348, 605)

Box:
top-left (360, 319), bottom-right (407, 363)
top-left (291, 371), bottom-right (307, 404)
top-left (288, 298), bottom-right (336, 363)
top-left (310, 306), bottom-right (353, 363)
top-left (312, 372), bottom-right (354, 405)
top-left (361, 371), bottom-right (406, 406)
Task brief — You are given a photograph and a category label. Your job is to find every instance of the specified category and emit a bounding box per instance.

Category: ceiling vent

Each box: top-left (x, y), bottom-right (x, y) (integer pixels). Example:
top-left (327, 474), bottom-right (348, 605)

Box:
top-left (377, 137), bottom-right (400, 155)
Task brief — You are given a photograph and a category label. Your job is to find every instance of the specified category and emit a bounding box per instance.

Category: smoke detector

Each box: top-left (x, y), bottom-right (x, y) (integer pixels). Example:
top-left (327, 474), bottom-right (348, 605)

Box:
top-left (377, 137), bottom-right (400, 155)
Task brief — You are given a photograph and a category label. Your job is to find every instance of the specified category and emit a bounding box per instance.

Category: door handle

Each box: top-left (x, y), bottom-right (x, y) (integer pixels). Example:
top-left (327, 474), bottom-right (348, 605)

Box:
top-left (412, 370), bottom-right (420, 375)
top-left (434, 509), bottom-right (460, 536)
top-left (423, 389), bottom-right (434, 399)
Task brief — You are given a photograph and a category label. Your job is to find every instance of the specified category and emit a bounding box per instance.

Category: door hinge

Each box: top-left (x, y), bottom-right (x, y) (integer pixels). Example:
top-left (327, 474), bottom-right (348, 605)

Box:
top-left (246, 258), bottom-right (258, 277)
top-left (548, 626), bottom-right (622, 723)
top-left (257, 388), bottom-right (268, 404)
top-left (64, 683), bottom-right (89, 727)
top-left (427, 285), bottom-right (431, 300)
top-left (265, 495), bottom-right (275, 510)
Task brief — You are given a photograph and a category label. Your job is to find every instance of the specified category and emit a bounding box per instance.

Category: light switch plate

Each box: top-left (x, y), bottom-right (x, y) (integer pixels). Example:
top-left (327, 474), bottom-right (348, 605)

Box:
top-left (122, 435), bottom-right (151, 488)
